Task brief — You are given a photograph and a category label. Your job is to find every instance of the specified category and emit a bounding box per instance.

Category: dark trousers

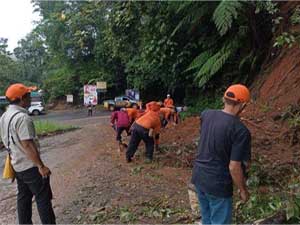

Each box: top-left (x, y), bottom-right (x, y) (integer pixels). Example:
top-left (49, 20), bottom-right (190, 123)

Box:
top-left (88, 109), bottom-right (93, 116)
top-left (15, 167), bottom-right (56, 224)
top-left (116, 126), bottom-right (129, 142)
top-left (126, 123), bottom-right (154, 160)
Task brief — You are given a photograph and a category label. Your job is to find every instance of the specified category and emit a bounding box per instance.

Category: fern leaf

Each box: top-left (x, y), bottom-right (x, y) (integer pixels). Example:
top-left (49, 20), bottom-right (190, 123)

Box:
top-left (194, 41), bottom-right (239, 88)
top-left (185, 50), bottom-right (214, 72)
top-left (172, 2), bottom-right (215, 36)
top-left (213, 0), bottom-right (243, 36)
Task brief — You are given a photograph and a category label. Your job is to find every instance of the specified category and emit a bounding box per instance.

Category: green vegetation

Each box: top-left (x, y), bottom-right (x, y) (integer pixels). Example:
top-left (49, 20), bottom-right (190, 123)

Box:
top-left (235, 158), bottom-right (300, 223)
top-left (34, 120), bottom-right (77, 136)
top-left (181, 96), bottom-right (223, 120)
top-left (0, 1), bottom-right (278, 105)
top-left (274, 32), bottom-right (296, 48)
top-left (76, 197), bottom-right (191, 224)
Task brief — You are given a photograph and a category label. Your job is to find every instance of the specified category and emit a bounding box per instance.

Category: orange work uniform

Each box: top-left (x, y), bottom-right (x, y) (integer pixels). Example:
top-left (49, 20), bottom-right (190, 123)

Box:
top-left (126, 108), bottom-right (138, 123)
top-left (126, 103), bottom-right (161, 162)
top-left (136, 111), bottom-right (161, 134)
top-left (164, 98), bottom-right (174, 108)
top-left (160, 107), bottom-right (173, 120)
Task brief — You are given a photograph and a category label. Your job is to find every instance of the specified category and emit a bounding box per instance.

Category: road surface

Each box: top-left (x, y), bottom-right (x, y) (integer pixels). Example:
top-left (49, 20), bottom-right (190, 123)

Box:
top-left (0, 109), bottom-right (193, 224)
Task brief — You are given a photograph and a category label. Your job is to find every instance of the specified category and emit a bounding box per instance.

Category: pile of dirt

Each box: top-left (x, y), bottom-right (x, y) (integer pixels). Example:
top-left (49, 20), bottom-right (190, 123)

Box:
top-left (242, 102), bottom-right (300, 167)
top-left (157, 117), bottom-right (200, 168)
top-left (160, 117), bottom-right (200, 147)
top-left (158, 106), bottom-right (299, 169)
top-left (243, 1), bottom-right (300, 167)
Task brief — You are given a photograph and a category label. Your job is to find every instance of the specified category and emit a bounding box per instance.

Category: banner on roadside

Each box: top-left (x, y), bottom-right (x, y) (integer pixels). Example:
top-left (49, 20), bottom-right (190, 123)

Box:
top-left (84, 85), bottom-right (98, 105)
top-left (125, 89), bottom-right (140, 100)
top-left (96, 81), bottom-right (107, 90)
top-left (66, 94), bottom-right (73, 103)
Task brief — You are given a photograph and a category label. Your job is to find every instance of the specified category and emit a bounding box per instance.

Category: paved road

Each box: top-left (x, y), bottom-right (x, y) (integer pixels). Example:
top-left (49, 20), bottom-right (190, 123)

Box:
top-left (0, 110), bottom-right (112, 223)
top-left (0, 109), bottom-right (193, 224)
top-left (33, 108), bottom-right (111, 122)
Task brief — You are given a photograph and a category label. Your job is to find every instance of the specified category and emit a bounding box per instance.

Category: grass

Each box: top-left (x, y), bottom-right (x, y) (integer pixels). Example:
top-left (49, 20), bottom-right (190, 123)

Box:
top-left (34, 120), bottom-right (78, 136)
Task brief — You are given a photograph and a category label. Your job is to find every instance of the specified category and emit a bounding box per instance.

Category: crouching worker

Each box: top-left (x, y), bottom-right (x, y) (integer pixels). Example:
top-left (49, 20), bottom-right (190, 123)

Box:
top-left (126, 101), bottom-right (161, 163)
top-left (111, 108), bottom-right (130, 151)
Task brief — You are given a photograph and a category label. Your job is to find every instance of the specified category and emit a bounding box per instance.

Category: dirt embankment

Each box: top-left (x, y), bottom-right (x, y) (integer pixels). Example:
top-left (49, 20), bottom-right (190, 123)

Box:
top-left (243, 2), bottom-right (300, 166)
top-left (163, 2), bottom-right (300, 169)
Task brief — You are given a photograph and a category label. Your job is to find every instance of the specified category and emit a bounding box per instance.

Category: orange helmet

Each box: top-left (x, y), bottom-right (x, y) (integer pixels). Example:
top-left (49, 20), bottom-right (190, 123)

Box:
top-left (224, 84), bottom-right (250, 103)
top-left (6, 83), bottom-right (33, 101)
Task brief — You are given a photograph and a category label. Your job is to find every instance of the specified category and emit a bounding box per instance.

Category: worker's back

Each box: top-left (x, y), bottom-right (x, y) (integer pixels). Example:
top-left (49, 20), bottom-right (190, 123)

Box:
top-left (192, 109), bottom-right (251, 197)
top-left (111, 111), bottom-right (130, 128)
top-left (126, 108), bottom-right (138, 121)
top-left (136, 110), bottom-right (161, 133)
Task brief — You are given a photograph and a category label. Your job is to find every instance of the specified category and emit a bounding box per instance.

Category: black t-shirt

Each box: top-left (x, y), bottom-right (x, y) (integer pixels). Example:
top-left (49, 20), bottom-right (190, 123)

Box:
top-left (191, 110), bottom-right (251, 198)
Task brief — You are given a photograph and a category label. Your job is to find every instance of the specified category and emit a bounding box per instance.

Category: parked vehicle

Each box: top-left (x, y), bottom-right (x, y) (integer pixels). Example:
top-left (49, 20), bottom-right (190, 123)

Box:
top-left (103, 96), bottom-right (141, 111)
top-left (28, 101), bottom-right (46, 116)
top-left (0, 92), bottom-right (46, 116)
top-left (0, 96), bottom-right (8, 116)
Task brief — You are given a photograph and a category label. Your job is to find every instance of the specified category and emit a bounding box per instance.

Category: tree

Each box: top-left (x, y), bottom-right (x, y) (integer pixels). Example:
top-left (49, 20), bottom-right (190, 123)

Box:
top-left (26, 1), bottom-right (274, 103)
top-left (14, 29), bottom-right (47, 84)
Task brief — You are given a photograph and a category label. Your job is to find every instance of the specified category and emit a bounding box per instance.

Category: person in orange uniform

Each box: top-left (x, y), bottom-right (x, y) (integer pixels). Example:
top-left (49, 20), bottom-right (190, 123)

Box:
top-left (159, 107), bottom-right (173, 127)
top-left (126, 101), bottom-right (161, 163)
top-left (164, 94), bottom-right (174, 108)
top-left (164, 94), bottom-right (179, 124)
top-left (125, 108), bottom-right (139, 125)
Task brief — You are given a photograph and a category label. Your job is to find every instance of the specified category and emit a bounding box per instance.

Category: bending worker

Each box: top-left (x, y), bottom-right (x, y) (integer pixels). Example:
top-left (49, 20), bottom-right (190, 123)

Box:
top-left (110, 108), bottom-right (130, 146)
top-left (126, 101), bottom-right (161, 163)
top-left (125, 107), bottom-right (138, 126)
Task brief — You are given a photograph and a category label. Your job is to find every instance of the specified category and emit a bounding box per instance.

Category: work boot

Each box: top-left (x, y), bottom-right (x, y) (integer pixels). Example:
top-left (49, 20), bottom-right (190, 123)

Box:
top-left (144, 158), bottom-right (152, 164)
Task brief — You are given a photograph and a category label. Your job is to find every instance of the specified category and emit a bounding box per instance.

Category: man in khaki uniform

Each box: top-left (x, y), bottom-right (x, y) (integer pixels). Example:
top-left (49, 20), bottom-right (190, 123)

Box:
top-left (0, 83), bottom-right (56, 224)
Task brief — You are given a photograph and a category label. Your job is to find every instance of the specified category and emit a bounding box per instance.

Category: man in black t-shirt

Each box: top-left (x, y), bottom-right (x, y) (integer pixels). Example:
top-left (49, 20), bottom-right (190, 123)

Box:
top-left (191, 84), bottom-right (251, 224)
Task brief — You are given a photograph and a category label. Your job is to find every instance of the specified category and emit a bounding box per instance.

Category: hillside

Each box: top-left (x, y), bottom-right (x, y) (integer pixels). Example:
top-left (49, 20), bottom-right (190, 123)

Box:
top-left (158, 2), bottom-right (300, 223)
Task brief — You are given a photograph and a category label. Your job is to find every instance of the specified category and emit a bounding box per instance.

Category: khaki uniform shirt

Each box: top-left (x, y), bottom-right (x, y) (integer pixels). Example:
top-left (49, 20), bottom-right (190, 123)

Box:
top-left (0, 105), bottom-right (40, 172)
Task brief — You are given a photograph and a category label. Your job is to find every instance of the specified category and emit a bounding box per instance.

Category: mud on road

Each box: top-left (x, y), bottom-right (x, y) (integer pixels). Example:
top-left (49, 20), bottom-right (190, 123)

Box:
top-left (0, 111), bottom-right (195, 224)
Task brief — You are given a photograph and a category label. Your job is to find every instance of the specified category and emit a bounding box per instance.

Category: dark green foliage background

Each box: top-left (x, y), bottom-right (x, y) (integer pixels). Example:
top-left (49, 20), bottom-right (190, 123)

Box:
top-left (0, 1), bottom-right (274, 105)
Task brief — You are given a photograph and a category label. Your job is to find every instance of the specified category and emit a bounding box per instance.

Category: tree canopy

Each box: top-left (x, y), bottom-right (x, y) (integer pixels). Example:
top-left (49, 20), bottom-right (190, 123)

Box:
top-left (0, 1), bottom-right (275, 104)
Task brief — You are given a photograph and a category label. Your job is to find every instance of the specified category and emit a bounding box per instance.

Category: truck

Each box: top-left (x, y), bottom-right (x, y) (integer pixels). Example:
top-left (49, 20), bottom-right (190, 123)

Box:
top-left (103, 96), bottom-right (141, 111)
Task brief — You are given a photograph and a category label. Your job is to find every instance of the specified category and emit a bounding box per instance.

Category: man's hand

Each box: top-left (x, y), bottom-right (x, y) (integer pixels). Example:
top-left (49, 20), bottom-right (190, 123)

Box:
top-left (240, 189), bottom-right (250, 203)
top-left (38, 165), bottom-right (51, 178)
top-left (229, 160), bottom-right (250, 203)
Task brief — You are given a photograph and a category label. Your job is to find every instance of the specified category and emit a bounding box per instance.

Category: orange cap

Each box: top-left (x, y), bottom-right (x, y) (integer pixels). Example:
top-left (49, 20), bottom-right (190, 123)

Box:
top-left (6, 83), bottom-right (33, 101)
top-left (224, 84), bottom-right (250, 103)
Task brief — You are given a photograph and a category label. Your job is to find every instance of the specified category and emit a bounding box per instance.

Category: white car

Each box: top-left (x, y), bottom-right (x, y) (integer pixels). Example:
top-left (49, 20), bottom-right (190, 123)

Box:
top-left (28, 102), bottom-right (46, 116)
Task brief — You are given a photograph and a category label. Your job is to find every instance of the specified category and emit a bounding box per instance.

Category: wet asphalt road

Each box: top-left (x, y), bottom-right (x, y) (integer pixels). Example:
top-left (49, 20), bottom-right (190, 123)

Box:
top-left (33, 108), bottom-right (111, 122)
top-left (0, 108), bottom-right (111, 178)
top-left (0, 109), bottom-right (113, 223)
